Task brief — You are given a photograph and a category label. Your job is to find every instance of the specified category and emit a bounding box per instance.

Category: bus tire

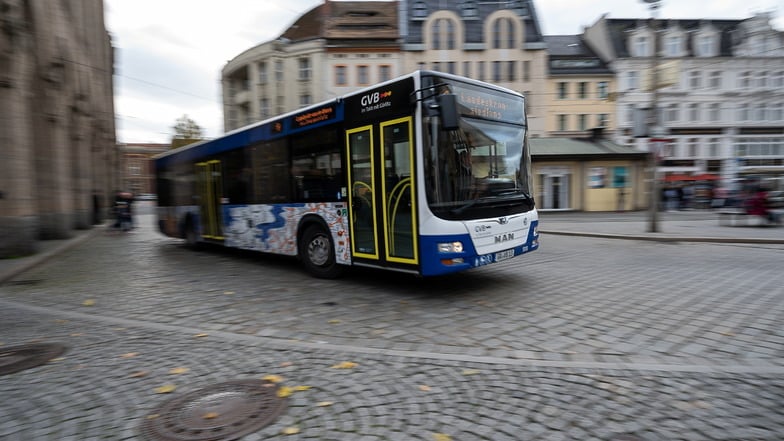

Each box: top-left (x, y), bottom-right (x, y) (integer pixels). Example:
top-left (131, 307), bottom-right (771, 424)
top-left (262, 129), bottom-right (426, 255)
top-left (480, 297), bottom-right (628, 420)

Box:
top-left (299, 225), bottom-right (343, 279)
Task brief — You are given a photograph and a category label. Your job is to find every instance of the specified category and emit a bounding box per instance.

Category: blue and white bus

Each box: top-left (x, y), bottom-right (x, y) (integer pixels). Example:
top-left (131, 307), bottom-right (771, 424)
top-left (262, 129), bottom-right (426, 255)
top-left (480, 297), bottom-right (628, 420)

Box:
top-left (154, 71), bottom-right (538, 278)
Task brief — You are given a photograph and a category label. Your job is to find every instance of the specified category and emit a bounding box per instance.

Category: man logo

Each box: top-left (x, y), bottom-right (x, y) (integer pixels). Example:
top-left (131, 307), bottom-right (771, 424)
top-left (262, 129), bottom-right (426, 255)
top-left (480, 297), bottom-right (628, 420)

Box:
top-left (494, 233), bottom-right (514, 243)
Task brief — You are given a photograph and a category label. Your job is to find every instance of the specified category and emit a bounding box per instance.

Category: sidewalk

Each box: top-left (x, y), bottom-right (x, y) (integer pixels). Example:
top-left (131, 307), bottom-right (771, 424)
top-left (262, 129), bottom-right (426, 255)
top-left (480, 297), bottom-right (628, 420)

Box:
top-left (1, 211), bottom-right (782, 285)
top-left (538, 210), bottom-right (784, 244)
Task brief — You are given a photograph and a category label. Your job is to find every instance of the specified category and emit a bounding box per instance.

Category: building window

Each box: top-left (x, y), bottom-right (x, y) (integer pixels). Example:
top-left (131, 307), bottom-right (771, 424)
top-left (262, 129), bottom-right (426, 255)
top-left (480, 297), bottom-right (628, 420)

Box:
top-left (774, 71), bottom-right (784, 88)
top-left (707, 138), bottom-right (720, 158)
top-left (463, 61), bottom-right (471, 78)
top-left (753, 103), bottom-right (765, 121)
top-left (756, 71), bottom-right (768, 88)
top-left (597, 114), bottom-right (609, 127)
top-left (259, 98), bottom-right (269, 119)
top-left (557, 82), bottom-right (568, 99)
top-left (557, 114), bottom-right (568, 131)
top-left (477, 61), bottom-right (485, 81)
top-left (687, 138), bottom-right (699, 157)
top-left (507, 61), bottom-right (516, 81)
top-left (689, 71), bottom-right (701, 89)
top-left (522, 61), bottom-right (530, 82)
top-left (627, 71), bottom-right (639, 90)
top-left (492, 61), bottom-right (501, 82)
top-left (597, 81), bottom-right (608, 99)
top-left (493, 18), bottom-right (516, 49)
top-left (335, 65), bottom-right (347, 86)
top-left (461, 1), bottom-right (478, 18)
top-left (666, 103), bottom-right (679, 123)
top-left (739, 71), bottom-right (751, 88)
top-left (446, 62), bottom-right (455, 74)
top-left (665, 35), bottom-right (681, 56)
top-left (688, 103), bottom-right (699, 121)
top-left (275, 60), bottom-right (284, 82)
top-left (258, 62), bottom-right (268, 84)
top-left (298, 58), bottom-right (311, 81)
top-left (697, 34), bottom-right (713, 56)
top-left (299, 94), bottom-right (312, 107)
top-left (708, 71), bottom-right (721, 89)
top-left (634, 35), bottom-right (649, 57)
top-left (771, 103), bottom-right (783, 122)
top-left (708, 103), bottom-right (721, 122)
top-left (578, 82), bottom-right (588, 99)
top-left (578, 114), bottom-right (588, 131)
top-left (738, 103), bottom-right (749, 121)
top-left (379, 65), bottom-right (391, 82)
top-left (412, 1), bottom-right (427, 18)
top-left (432, 18), bottom-right (456, 50)
top-left (357, 65), bottom-right (369, 85)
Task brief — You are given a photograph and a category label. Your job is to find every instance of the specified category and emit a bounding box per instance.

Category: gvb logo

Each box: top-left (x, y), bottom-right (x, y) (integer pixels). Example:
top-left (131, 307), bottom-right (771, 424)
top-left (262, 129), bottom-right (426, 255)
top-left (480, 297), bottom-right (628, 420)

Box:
top-left (360, 90), bottom-right (393, 113)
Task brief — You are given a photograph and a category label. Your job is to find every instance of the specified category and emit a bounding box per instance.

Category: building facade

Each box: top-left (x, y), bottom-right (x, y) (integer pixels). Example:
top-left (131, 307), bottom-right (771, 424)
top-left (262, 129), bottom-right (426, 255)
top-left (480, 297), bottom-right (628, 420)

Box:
top-left (584, 13), bottom-right (784, 190)
top-left (118, 143), bottom-right (170, 197)
top-left (0, 0), bottom-right (118, 257)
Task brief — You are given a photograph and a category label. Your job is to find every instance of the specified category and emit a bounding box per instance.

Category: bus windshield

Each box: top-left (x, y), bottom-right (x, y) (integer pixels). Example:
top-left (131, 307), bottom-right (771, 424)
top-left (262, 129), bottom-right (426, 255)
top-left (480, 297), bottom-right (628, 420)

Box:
top-left (422, 76), bottom-right (534, 220)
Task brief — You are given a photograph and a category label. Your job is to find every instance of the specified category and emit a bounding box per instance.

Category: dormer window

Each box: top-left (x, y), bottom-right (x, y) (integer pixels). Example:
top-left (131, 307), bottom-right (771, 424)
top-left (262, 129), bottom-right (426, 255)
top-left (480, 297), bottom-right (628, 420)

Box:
top-left (664, 35), bottom-right (681, 57)
top-left (696, 34), bottom-right (714, 57)
top-left (633, 35), bottom-right (650, 57)
top-left (413, 1), bottom-right (428, 19)
top-left (461, 1), bottom-right (478, 18)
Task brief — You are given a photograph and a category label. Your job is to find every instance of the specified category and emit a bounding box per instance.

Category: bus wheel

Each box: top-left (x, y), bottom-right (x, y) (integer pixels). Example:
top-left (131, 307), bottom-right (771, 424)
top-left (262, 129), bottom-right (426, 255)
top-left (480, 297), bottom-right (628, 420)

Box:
top-left (299, 225), bottom-right (343, 279)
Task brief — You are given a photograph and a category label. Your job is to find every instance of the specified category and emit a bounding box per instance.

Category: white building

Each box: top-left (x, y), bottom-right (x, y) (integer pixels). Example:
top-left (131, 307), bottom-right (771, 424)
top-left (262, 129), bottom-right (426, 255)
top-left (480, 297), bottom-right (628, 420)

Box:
top-left (584, 13), bottom-right (784, 189)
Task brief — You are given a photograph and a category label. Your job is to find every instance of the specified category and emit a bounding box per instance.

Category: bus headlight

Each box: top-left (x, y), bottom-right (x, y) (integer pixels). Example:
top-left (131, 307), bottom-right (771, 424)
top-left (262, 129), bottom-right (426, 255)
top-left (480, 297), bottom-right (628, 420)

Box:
top-left (437, 241), bottom-right (463, 253)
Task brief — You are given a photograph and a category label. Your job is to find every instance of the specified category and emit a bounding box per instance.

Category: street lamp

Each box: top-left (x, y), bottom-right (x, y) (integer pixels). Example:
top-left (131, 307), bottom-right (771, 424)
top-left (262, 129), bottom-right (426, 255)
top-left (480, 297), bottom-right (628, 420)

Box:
top-left (642, 0), bottom-right (662, 232)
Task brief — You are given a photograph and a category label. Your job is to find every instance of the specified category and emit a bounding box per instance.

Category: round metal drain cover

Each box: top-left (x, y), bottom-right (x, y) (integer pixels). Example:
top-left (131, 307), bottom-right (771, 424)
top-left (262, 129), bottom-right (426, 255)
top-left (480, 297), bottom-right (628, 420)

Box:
top-left (0, 343), bottom-right (68, 375)
top-left (140, 379), bottom-right (287, 441)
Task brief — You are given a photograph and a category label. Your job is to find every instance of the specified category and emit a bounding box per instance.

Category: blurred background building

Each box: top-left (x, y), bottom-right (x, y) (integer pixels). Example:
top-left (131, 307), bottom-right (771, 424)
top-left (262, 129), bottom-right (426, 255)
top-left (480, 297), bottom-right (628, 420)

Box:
top-left (0, 0), bottom-right (117, 257)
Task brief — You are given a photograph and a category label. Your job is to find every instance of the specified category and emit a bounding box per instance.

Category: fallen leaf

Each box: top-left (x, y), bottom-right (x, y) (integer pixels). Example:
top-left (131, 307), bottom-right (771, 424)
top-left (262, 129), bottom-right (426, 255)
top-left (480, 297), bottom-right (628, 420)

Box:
top-left (146, 414), bottom-right (159, 420)
top-left (82, 299), bottom-right (95, 307)
top-left (48, 357), bottom-right (65, 362)
top-left (262, 374), bottom-right (285, 383)
top-left (419, 385), bottom-right (431, 392)
top-left (461, 369), bottom-right (481, 376)
top-left (280, 361), bottom-right (293, 367)
top-left (202, 412), bottom-right (220, 419)
top-left (330, 361), bottom-right (358, 369)
top-left (169, 367), bottom-right (189, 375)
top-left (328, 319), bottom-right (342, 324)
top-left (281, 427), bottom-right (300, 435)
top-left (277, 386), bottom-right (293, 398)
top-left (120, 352), bottom-right (138, 358)
top-left (316, 401), bottom-right (334, 407)
top-left (193, 333), bottom-right (209, 338)
top-left (129, 371), bottom-right (148, 378)
top-left (224, 291), bottom-right (235, 295)
top-left (154, 384), bottom-right (177, 394)
top-left (70, 333), bottom-right (83, 337)
top-left (432, 433), bottom-right (453, 441)
top-left (55, 319), bottom-right (69, 324)
top-left (293, 385), bottom-right (311, 391)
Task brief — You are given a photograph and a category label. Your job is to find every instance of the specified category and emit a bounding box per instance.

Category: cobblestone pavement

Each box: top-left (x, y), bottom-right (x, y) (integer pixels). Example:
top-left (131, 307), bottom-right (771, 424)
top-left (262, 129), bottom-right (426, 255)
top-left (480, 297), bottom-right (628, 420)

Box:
top-left (1, 215), bottom-right (783, 440)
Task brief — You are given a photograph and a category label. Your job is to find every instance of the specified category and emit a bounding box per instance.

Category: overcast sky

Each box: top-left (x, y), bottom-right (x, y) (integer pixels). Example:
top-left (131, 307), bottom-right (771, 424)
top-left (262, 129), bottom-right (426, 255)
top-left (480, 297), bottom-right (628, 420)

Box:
top-left (105, 0), bottom-right (782, 144)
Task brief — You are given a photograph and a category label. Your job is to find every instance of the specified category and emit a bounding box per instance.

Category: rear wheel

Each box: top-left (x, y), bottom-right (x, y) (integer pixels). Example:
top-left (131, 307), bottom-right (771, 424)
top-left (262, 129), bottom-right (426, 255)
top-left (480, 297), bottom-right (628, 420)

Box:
top-left (299, 225), bottom-right (344, 279)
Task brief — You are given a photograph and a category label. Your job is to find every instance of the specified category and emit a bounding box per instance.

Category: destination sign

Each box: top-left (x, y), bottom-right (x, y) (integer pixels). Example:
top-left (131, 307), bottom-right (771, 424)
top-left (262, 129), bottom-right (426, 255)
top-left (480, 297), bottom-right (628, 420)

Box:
top-left (292, 104), bottom-right (336, 129)
top-left (451, 84), bottom-right (524, 124)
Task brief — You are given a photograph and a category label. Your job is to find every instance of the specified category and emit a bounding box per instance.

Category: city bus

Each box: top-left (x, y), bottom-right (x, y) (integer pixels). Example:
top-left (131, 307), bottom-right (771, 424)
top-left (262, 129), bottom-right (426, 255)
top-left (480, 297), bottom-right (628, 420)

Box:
top-left (154, 71), bottom-right (538, 278)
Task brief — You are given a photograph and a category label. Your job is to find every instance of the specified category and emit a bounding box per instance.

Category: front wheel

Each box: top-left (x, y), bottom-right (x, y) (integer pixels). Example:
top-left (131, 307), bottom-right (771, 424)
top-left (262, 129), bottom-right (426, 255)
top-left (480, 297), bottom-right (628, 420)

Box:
top-left (299, 225), bottom-right (344, 279)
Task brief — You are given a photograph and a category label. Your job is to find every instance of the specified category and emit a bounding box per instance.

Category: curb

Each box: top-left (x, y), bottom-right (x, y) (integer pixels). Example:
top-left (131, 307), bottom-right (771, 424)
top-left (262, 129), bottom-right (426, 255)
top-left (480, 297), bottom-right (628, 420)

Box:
top-left (540, 230), bottom-right (784, 244)
top-left (0, 227), bottom-right (102, 285)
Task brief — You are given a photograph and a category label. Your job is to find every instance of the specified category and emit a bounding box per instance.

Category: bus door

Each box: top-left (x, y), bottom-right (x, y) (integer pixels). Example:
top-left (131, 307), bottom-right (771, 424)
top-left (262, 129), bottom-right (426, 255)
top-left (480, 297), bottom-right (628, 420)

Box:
top-left (346, 117), bottom-right (418, 269)
top-left (195, 160), bottom-right (224, 241)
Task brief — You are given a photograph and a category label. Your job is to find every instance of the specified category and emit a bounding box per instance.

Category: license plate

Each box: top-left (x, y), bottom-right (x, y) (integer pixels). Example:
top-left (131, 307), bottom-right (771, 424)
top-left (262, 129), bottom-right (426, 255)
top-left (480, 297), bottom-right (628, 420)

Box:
top-left (495, 249), bottom-right (515, 262)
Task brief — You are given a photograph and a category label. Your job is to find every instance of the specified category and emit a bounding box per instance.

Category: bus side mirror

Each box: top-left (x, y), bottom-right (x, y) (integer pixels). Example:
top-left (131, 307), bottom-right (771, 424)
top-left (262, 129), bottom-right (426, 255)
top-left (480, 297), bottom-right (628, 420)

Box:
top-left (436, 94), bottom-right (460, 131)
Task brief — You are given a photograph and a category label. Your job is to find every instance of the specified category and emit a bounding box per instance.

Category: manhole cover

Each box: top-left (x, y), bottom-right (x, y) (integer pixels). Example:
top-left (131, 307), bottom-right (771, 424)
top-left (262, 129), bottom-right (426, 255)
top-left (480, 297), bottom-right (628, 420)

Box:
top-left (140, 379), bottom-right (287, 441)
top-left (0, 342), bottom-right (68, 375)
